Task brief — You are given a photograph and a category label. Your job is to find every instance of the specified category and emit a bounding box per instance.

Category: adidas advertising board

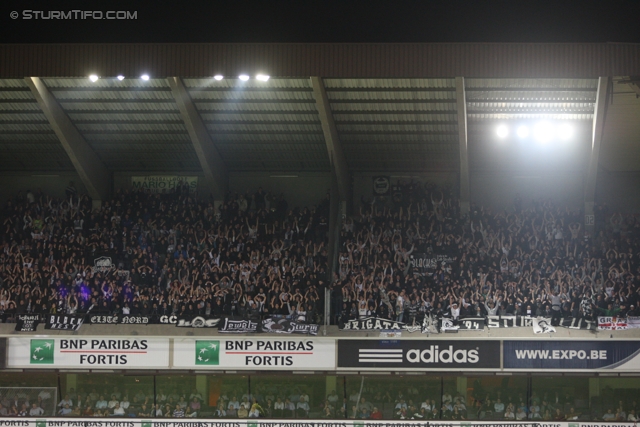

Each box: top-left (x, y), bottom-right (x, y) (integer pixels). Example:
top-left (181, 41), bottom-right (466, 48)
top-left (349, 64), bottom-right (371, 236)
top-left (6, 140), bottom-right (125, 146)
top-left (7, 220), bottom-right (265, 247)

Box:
top-left (338, 339), bottom-right (500, 369)
top-left (504, 340), bottom-right (640, 370)
top-left (6, 337), bottom-right (170, 369)
top-left (173, 338), bottom-right (336, 370)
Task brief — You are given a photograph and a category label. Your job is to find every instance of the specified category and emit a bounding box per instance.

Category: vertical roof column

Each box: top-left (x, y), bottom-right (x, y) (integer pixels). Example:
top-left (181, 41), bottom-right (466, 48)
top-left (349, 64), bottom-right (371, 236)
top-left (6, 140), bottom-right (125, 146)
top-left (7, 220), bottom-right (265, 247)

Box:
top-left (584, 76), bottom-right (610, 235)
top-left (455, 77), bottom-right (470, 215)
top-left (25, 77), bottom-right (110, 205)
top-left (167, 77), bottom-right (228, 200)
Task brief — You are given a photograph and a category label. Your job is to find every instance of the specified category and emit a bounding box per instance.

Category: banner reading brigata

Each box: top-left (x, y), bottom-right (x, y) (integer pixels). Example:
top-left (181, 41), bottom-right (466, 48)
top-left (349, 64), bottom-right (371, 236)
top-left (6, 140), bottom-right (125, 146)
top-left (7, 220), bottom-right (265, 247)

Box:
top-left (131, 176), bottom-right (198, 194)
top-left (503, 340), bottom-right (640, 370)
top-left (338, 339), bottom-right (500, 370)
top-left (7, 337), bottom-right (170, 369)
top-left (173, 338), bottom-right (336, 370)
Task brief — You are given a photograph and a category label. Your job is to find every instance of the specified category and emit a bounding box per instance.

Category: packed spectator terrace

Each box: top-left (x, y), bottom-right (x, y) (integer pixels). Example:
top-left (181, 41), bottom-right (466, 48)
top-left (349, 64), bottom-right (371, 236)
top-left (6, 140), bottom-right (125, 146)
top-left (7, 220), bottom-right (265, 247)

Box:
top-left (0, 185), bottom-right (329, 323)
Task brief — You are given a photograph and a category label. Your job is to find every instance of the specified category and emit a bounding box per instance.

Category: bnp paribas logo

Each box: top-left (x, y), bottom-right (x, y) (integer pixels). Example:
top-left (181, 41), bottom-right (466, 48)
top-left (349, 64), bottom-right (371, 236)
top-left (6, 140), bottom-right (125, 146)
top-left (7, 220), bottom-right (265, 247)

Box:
top-left (30, 339), bottom-right (54, 364)
top-left (195, 340), bottom-right (219, 365)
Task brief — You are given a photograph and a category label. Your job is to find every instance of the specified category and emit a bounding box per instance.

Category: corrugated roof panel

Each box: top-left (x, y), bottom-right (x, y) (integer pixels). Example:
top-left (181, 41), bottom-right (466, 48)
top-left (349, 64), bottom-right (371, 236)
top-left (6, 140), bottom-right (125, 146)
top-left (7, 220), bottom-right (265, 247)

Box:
top-left (52, 90), bottom-right (174, 101)
top-left (75, 123), bottom-right (186, 132)
top-left (340, 134), bottom-right (459, 143)
top-left (466, 91), bottom-right (596, 102)
top-left (468, 113), bottom-right (593, 120)
top-left (43, 78), bottom-right (169, 89)
top-left (0, 79), bottom-right (29, 88)
top-left (184, 78), bottom-right (312, 90)
top-left (59, 101), bottom-right (178, 111)
top-left (0, 113), bottom-right (48, 121)
top-left (324, 78), bottom-right (455, 89)
top-left (67, 112), bottom-right (183, 121)
top-left (195, 102), bottom-right (318, 112)
top-left (206, 123), bottom-right (322, 133)
top-left (331, 103), bottom-right (455, 113)
top-left (0, 104), bottom-right (42, 112)
top-left (465, 78), bottom-right (599, 90)
top-left (0, 123), bottom-right (52, 132)
top-left (337, 123), bottom-right (457, 132)
top-left (92, 143), bottom-right (193, 151)
top-left (199, 113), bottom-right (319, 121)
top-left (0, 133), bottom-right (58, 141)
top-left (211, 134), bottom-right (325, 142)
top-left (0, 91), bottom-right (35, 100)
top-left (189, 90), bottom-right (315, 101)
top-left (0, 143), bottom-right (61, 150)
top-left (333, 113), bottom-right (456, 122)
top-left (327, 91), bottom-right (456, 102)
top-left (84, 133), bottom-right (192, 142)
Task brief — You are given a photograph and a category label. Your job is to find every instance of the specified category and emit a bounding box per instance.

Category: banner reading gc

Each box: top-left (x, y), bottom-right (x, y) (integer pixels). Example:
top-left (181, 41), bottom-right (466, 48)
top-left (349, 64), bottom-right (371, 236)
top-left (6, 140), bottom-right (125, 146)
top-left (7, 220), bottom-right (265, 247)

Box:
top-left (504, 340), bottom-right (640, 370)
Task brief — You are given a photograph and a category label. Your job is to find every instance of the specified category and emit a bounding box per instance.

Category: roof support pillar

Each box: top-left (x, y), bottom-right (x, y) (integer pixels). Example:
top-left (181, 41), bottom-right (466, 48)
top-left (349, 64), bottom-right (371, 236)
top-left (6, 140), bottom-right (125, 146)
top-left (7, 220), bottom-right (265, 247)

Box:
top-left (455, 77), bottom-right (470, 216)
top-left (25, 77), bottom-right (110, 204)
top-left (584, 76), bottom-right (610, 236)
top-left (167, 77), bottom-right (228, 200)
top-left (311, 77), bottom-right (351, 205)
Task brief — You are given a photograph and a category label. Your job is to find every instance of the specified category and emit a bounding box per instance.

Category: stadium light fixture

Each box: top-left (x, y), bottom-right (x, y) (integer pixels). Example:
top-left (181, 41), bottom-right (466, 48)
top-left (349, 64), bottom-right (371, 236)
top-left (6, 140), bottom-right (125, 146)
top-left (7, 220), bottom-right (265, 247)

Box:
top-left (89, 75), bottom-right (99, 82)
top-left (496, 125), bottom-right (508, 139)
top-left (140, 74), bottom-right (150, 81)
top-left (558, 122), bottom-right (573, 140)
top-left (533, 121), bottom-right (554, 143)
top-left (239, 74), bottom-right (250, 81)
top-left (516, 125), bottom-right (530, 139)
top-left (256, 74), bottom-right (270, 82)
top-left (214, 75), bottom-right (224, 81)
top-left (117, 75), bottom-right (125, 81)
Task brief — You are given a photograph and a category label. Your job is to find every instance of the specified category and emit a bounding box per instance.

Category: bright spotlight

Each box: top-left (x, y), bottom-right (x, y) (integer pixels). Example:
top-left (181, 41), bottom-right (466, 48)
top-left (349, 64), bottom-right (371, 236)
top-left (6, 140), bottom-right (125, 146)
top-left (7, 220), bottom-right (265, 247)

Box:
top-left (496, 125), bottom-right (508, 139)
top-left (238, 74), bottom-right (250, 81)
top-left (558, 123), bottom-right (573, 140)
top-left (140, 74), bottom-right (150, 81)
top-left (256, 74), bottom-right (270, 82)
top-left (214, 75), bottom-right (224, 81)
top-left (516, 125), bottom-right (530, 138)
top-left (117, 75), bottom-right (125, 81)
top-left (89, 75), bottom-right (99, 82)
top-left (533, 122), bottom-right (554, 143)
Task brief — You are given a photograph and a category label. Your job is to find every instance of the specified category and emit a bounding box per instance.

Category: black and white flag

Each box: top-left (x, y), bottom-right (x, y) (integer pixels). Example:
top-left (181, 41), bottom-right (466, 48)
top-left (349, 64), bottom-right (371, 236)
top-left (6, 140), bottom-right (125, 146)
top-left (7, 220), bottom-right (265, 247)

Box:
top-left (15, 314), bottom-right (40, 332)
top-left (533, 317), bottom-right (556, 334)
top-left (261, 318), bottom-right (318, 335)
top-left (175, 315), bottom-right (221, 328)
top-left (218, 318), bottom-right (259, 333)
top-left (44, 314), bottom-right (84, 331)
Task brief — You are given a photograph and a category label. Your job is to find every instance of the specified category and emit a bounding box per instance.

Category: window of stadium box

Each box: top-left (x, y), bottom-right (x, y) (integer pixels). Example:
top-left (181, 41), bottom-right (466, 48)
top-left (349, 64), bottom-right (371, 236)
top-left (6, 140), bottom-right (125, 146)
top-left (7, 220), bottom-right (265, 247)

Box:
top-left (0, 372), bottom-right (58, 416)
top-left (344, 375), bottom-right (443, 420)
top-left (249, 374), bottom-right (326, 418)
top-left (70, 373), bottom-right (154, 417)
top-left (530, 376), bottom-right (589, 421)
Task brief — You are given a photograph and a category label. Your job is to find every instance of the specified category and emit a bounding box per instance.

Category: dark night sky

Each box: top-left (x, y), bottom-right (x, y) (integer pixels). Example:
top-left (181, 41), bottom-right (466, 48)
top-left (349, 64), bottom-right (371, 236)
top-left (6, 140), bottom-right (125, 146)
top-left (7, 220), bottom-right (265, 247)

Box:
top-left (1, 0), bottom-right (639, 44)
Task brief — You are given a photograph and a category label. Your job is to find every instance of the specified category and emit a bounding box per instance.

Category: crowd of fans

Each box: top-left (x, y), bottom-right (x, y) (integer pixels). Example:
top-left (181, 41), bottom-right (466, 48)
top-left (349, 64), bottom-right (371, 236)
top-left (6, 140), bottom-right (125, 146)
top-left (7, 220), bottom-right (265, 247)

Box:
top-left (0, 184), bottom-right (329, 324)
top-left (331, 181), bottom-right (640, 327)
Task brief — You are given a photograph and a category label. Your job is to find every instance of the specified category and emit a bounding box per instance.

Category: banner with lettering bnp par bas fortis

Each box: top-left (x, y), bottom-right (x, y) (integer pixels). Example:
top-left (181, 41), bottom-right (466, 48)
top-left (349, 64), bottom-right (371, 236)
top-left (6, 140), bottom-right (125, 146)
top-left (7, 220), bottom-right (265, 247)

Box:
top-left (6, 337), bottom-right (170, 369)
top-left (173, 338), bottom-right (336, 370)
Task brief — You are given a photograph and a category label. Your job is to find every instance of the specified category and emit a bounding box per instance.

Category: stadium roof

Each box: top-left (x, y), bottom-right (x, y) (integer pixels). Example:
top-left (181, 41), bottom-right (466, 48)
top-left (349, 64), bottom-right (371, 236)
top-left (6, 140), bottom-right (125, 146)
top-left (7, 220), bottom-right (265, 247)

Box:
top-left (0, 43), bottom-right (638, 175)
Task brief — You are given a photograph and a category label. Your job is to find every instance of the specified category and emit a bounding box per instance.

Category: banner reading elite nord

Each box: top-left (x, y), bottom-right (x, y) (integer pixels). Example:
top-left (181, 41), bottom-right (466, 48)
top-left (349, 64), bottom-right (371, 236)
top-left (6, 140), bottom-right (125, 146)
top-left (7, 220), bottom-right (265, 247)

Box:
top-left (7, 337), bottom-right (170, 369)
top-left (338, 339), bottom-right (500, 370)
top-left (503, 340), bottom-right (640, 370)
top-left (173, 338), bottom-right (336, 370)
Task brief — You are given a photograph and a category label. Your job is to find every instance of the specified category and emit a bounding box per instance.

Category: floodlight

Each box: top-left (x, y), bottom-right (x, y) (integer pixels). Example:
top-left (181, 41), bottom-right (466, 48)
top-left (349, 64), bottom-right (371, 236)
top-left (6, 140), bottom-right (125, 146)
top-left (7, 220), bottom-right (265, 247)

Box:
top-left (214, 75), bottom-right (224, 81)
top-left (89, 75), bottom-right (99, 82)
top-left (117, 75), bottom-right (125, 81)
top-left (239, 74), bottom-right (250, 81)
top-left (516, 125), bottom-right (530, 138)
top-left (140, 74), bottom-right (150, 81)
top-left (533, 122), bottom-right (554, 143)
top-left (256, 74), bottom-right (270, 82)
top-left (496, 125), bottom-right (508, 139)
top-left (558, 123), bottom-right (573, 140)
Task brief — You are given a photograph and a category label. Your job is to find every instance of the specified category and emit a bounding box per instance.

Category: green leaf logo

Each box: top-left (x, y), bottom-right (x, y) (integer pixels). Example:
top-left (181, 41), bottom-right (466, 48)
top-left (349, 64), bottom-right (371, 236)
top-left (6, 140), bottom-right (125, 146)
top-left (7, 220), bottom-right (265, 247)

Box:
top-left (36, 420), bottom-right (46, 427)
top-left (195, 340), bottom-right (219, 365)
top-left (30, 339), bottom-right (54, 364)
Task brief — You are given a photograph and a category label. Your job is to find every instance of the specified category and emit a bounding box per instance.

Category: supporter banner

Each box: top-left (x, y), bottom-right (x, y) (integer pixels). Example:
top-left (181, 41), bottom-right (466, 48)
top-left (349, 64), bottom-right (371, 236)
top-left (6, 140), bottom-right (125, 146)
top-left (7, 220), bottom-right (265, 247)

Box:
top-left (629, 316), bottom-right (640, 328)
top-left (559, 317), bottom-right (597, 330)
top-left (218, 318), bottom-right (259, 333)
top-left (261, 318), bottom-right (319, 335)
top-left (372, 176), bottom-right (390, 194)
top-left (159, 314), bottom-right (178, 324)
top-left (410, 252), bottom-right (455, 271)
top-left (487, 315), bottom-right (534, 328)
top-left (30, 419), bottom-right (639, 427)
top-left (15, 314), bottom-right (40, 332)
top-left (440, 317), bottom-right (485, 332)
top-left (338, 339), bottom-right (500, 369)
top-left (131, 175), bottom-right (198, 194)
top-left (532, 317), bottom-right (555, 334)
top-left (340, 316), bottom-right (421, 333)
top-left (88, 314), bottom-right (151, 325)
top-left (92, 255), bottom-right (116, 274)
top-left (175, 315), bottom-right (220, 328)
top-left (173, 338), bottom-right (336, 370)
top-left (504, 340), bottom-right (640, 370)
top-left (44, 314), bottom-right (84, 331)
top-left (7, 337), bottom-right (170, 369)
top-left (598, 316), bottom-right (628, 330)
